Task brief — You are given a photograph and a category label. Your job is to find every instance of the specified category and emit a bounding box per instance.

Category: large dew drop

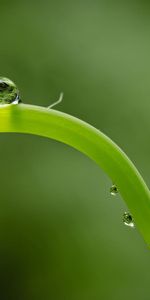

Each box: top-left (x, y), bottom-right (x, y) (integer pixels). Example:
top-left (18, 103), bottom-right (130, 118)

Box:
top-left (0, 77), bottom-right (20, 105)
top-left (123, 212), bottom-right (134, 228)
top-left (110, 184), bottom-right (118, 196)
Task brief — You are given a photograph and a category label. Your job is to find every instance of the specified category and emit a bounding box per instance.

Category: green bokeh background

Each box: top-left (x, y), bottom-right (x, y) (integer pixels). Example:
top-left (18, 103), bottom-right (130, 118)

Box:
top-left (1, 1), bottom-right (150, 299)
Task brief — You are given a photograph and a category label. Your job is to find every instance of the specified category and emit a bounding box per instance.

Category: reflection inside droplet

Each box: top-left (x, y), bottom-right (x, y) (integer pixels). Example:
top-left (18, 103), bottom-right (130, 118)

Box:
top-left (11, 95), bottom-right (20, 105)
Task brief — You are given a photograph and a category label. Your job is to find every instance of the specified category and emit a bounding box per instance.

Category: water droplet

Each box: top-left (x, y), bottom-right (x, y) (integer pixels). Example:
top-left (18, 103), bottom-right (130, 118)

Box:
top-left (123, 212), bottom-right (134, 228)
top-left (110, 184), bottom-right (118, 196)
top-left (0, 77), bottom-right (21, 105)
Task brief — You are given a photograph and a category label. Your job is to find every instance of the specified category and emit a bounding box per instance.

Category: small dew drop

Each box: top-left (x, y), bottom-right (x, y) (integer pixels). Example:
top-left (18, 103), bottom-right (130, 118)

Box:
top-left (110, 184), bottom-right (118, 196)
top-left (123, 212), bottom-right (134, 228)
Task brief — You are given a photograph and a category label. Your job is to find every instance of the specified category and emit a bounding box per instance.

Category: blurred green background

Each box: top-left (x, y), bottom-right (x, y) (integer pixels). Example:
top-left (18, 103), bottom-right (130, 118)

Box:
top-left (1, 0), bottom-right (150, 299)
